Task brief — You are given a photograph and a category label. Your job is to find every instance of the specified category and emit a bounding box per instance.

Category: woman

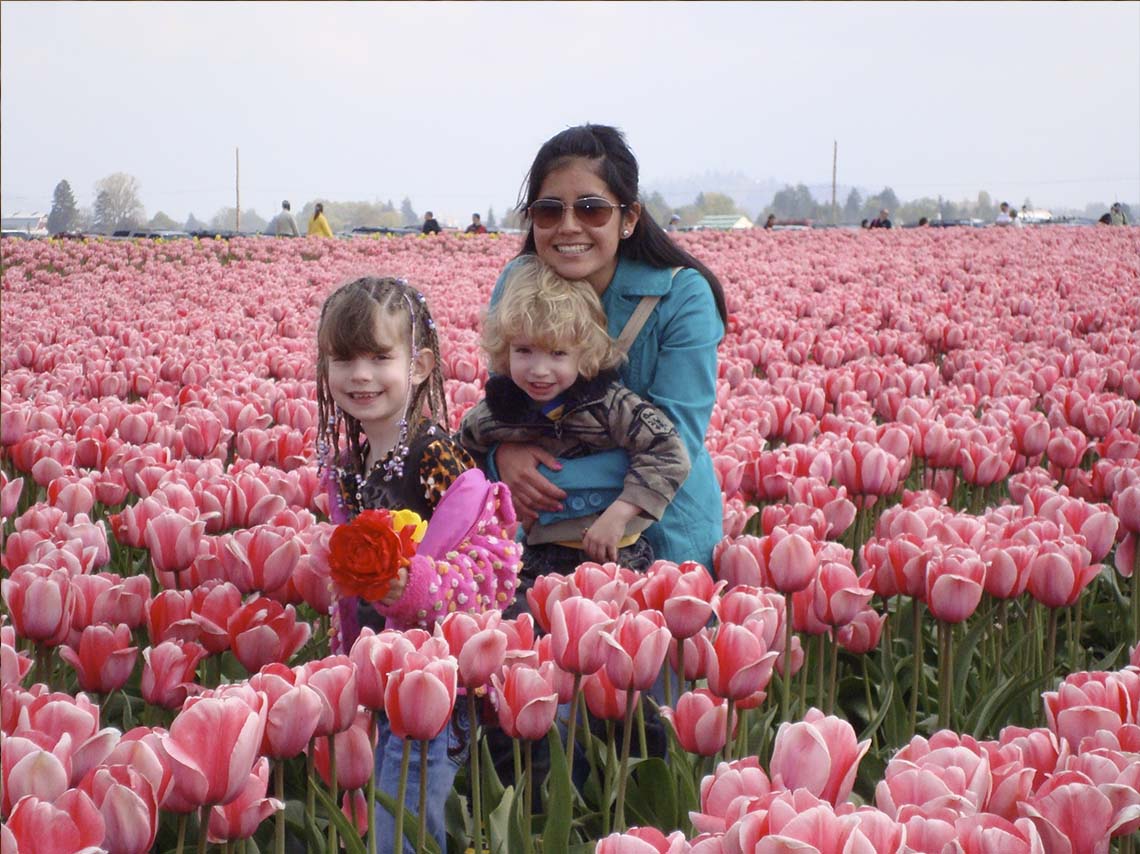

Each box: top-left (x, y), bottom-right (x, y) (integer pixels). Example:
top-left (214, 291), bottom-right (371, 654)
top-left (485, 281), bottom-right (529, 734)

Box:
top-left (487, 124), bottom-right (727, 575)
top-left (307, 202), bottom-right (334, 237)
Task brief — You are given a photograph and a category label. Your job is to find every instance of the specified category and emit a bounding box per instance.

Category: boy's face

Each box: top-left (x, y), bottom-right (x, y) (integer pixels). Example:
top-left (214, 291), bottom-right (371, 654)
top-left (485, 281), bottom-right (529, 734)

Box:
top-left (508, 338), bottom-right (582, 402)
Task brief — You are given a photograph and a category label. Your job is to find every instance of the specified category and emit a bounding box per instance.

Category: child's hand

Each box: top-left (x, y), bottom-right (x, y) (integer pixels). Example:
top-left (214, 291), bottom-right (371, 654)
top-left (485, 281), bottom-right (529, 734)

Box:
top-left (582, 500), bottom-right (640, 565)
top-left (381, 566), bottom-right (408, 605)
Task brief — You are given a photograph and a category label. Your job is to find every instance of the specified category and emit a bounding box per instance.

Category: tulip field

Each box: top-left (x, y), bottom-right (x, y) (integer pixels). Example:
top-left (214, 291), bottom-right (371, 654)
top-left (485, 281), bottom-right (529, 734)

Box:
top-left (2, 226), bottom-right (1140, 854)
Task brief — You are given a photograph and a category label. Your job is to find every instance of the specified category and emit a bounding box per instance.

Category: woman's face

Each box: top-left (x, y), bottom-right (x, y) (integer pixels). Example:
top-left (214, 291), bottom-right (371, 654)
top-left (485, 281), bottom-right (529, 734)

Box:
top-left (531, 158), bottom-right (640, 295)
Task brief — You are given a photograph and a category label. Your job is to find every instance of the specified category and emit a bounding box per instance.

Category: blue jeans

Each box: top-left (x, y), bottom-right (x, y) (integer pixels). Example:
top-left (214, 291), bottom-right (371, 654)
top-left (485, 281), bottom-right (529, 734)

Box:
top-left (374, 709), bottom-right (466, 854)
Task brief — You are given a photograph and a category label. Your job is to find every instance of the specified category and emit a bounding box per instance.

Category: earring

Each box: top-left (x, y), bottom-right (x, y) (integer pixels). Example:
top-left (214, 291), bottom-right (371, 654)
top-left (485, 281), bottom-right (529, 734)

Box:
top-left (622, 230), bottom-right (630, 238)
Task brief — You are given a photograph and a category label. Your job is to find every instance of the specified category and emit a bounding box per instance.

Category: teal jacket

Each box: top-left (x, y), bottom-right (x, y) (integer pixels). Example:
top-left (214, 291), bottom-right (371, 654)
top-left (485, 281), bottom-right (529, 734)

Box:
top-left (488, 256), bottom-right (724, 569)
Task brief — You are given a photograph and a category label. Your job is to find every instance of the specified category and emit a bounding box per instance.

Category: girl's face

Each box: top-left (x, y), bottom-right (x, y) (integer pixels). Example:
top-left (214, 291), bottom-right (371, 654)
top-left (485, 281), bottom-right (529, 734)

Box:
top-left (326, 310), bottom-right (433, 446)
top-left (531, 158), bottom-right (640, 295)
top-left (509, 339), bottom-right (582, 402)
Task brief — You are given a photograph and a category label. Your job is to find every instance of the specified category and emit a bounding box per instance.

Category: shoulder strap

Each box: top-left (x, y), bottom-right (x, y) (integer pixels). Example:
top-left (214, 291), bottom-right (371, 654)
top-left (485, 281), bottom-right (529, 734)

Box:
top-left (614, 267), bottom-right (682, 355)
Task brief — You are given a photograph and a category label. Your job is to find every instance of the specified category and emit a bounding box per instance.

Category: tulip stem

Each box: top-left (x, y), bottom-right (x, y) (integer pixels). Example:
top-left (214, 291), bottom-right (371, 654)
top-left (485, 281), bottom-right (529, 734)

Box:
top-left (176, 813), bottom-right (188, 854)
top-left (1072, 595), bottom-right (1083, 675)
top-left (676, 638), bottom-right (686, 702)
top-left (417, 740), bottom-right (428, 854)
top-left (722, 697), bottom-right (736, 763)
top-left (614, 689), bottom-right (637, 832)
top-left (394, 738), bottom-right (411, 854)
top-left (305, 743), bottom-right (316, 840)
top-left (367, 714), bottom-right (377, 854)
top-left (565, 674), bottom-right (582, 787)
top-left (198, 804), bottom-right (209, 854)
top-left (827, 634), bottom-right (840, 714)
top-left (466, 693), bottom-right (483, 854)
top-left (782, 592), bottom-right (794, 724)
top-left (861, 657), bottom-right (877, 751)
top-left (1045, 607), bottom-right (1059, 685)
top-left (910, 601), bottom-right (923, 736)
top-left (636, 697), bottom-right (647, 760)
top-left (274, 761), bottom-right (285, 854)
top-left (327, 735), bottom-right (339, 854)
top-left (1132, 554), bottom-right (1140, 649)
top-left (938, 621), bottom-right (954, 730)
top-left (523, 740), bottom-right (534, 854)
top-left (815, 634), bottom-right (826, 710)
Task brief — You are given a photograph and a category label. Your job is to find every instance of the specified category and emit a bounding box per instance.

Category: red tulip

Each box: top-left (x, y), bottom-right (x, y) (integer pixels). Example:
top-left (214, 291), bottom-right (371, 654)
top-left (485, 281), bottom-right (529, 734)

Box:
top-left (385, 656), bottom-right (458, 741)
top-left (490, 660), bottom-right (559, 740)
top-left (140, 640), bottom-right (207, 709)
top-left (227, 597), bottom-right (311, 673)
top-left (659, 689), bottom-right (736, 757)
top-left (161, 693), bottom-right (268, 810)
top-left (59, 623), bottom-right (138, 694)
top-left (207, 757), bottom-right (282, 842)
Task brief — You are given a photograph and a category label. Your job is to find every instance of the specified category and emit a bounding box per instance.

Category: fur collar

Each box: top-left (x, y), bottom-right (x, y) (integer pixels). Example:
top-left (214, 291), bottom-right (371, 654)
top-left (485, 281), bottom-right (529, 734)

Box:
top-left (484, 369), bottom-right (619, 423)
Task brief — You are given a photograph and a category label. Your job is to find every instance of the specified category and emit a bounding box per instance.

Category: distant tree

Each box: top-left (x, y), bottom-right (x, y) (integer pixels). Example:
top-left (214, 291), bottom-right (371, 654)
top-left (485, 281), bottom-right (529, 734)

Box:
top-left (93, 173), bottom-right (145, 232)
top-left (400, 197), bottom-right (418, 226)
top-left (896, 197), bottom-right (940, 226)
top-left (486, 206), bottom-right (497, 229)
top-left (92, 190), bottom-right (115, 234)
top-left (974, 191), bottom-right (996, 221)
top-left (47, 180), bottom-right (79, 234)
top-left (695, 192), bottom-right (740, 216)
top-left (210, 207), bottom-right (267, 233)
top-left (768, 184), bottom-right (820, 220)
top-left (878, 187), bottom-right (900, 213)
top-left (148, 211), bottom-right (179, 230)
top-left (185, 212), bottom-right (206, 232)
top-left (843, 188), bottom-right (863, 223)
top-left (74, 207), bottom-right (94, 233)
top-left (1022, 197), bottom-right (1034, 211)
top-left (641, 190), bottom-right (672, 225)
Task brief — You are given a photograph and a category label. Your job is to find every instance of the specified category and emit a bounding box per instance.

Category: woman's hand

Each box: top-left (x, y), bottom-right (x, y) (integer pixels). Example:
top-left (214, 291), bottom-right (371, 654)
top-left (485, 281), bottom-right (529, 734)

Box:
top-left (494, 442), bottom-right (565, 525)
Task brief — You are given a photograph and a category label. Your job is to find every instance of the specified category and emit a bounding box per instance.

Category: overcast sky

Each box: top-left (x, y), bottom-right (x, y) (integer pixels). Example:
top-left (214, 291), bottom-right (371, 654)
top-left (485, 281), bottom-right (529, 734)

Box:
top-left (3, 1), bottom-right (1138, 225)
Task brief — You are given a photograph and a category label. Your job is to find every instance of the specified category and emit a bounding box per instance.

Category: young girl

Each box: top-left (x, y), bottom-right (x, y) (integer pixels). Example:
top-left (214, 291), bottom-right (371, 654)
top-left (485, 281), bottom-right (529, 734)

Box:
top-left (460, 256), bottom-right (690, 608)
top-left (316, 275), bottom-right (519, 853)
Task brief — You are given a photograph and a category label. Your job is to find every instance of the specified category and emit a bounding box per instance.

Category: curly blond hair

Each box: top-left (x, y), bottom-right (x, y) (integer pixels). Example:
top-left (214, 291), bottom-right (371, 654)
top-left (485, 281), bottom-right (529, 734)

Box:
top-left (482, 256), bottom-right (622, 379)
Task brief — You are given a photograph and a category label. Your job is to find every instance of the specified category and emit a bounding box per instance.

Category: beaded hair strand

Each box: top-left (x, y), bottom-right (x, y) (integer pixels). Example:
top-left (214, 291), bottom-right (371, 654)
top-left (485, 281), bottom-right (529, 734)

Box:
top-left (315, 277), bottom-right (449, 483)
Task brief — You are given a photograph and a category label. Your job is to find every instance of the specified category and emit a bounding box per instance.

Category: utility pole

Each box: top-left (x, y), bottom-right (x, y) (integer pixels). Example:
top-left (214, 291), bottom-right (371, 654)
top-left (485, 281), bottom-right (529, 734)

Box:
top-left (235, 147), bottom-right (241, 233)
top-left (831, 140), bottom-right (838, 225)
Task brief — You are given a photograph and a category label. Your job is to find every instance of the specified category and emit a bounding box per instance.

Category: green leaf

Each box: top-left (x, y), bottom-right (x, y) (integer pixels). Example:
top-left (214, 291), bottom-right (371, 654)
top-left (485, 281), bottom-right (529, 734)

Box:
top-left (480, 738), bottom-right (506, 806)
top-left (623, 757), bottom-right (678, 830)
top-left (486, 785), bottom-right (517, 854)
top-left (543, 729), bottom-right (572, 854)
top-left (507, 779), bottom-right (528, 854)
top-left (965, 671), bottom-right (1040, 737)
top-left (311, 782), bottom-right (367, 854)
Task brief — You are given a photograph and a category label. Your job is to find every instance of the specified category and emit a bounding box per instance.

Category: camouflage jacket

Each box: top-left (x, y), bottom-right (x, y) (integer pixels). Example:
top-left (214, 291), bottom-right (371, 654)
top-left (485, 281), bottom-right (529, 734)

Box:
top-left (459, 370), bottom-right (691, 545)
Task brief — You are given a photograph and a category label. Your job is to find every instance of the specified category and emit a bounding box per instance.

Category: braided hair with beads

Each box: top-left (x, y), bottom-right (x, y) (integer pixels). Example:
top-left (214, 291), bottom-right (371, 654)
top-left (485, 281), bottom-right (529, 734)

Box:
top-left (315, 276), bottom-right (449, 487)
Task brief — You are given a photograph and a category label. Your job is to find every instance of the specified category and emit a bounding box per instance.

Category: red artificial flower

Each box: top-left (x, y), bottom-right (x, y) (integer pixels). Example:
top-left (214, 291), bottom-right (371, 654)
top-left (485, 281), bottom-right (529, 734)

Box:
top-left (327, 509), bottom-right (421, 602)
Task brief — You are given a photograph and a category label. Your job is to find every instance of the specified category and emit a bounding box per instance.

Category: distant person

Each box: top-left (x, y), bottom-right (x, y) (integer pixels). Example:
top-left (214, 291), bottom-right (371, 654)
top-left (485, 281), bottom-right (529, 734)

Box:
top-left (764, 214), bottom-right (777, 230)
top-left (666, 213), bottom-right (681, 232)
top-left (995, 201), bottom-right (1012, 226)
top-left (465, 212), bottom-right (487, 234)
top-left (272, 200), bottom-right (300, 237)
top-left (860, 219), bottom-right (871, 229)
top-left (422, 211), bottom-right (441, 235)
top-left (307, 202), bottom-right (334, 237)
top-left (1098, 213), bottom-right (1113, 226)
top-left (1110, 202), bottom-right (1129, 226)
top-left (870, 209), bottom-right (892, 229)
top-left (1009, 208), bottom-right (1023, 228)
top-left (918, 217), bottom-right (930, 227)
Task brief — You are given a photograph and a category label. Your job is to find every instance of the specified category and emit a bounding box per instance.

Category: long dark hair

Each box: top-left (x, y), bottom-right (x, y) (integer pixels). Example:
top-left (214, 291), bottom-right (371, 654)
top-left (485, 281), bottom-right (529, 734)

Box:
top-left (516, 124), bottom-right (727, 324)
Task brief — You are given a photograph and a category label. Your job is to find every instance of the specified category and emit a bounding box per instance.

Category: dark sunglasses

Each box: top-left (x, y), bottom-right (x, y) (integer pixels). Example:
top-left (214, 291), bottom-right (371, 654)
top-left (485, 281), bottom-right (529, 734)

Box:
top-left (528, 197), bottom-right (627, 229)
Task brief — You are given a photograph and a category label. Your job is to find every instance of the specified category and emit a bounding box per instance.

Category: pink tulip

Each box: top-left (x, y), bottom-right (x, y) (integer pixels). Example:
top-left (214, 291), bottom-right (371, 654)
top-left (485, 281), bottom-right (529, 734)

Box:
top-left (1, 475), bottom-right (24, 519)
top-left (1026, 541), bottom-right (1100, 608)
top-left (385, 656), bottom-right (458, 741)
top-left (765, 529), bottom-right (819, 594)
top-left (78, 763), bottom-right (160, 854)
top-left (595, 826), bottom-right (691, 854)
top-left (550, 595), bottom-right (615, 676)
top-left (296, 654), bottom-right (358, 737)
top-left (690, 755), bottom-right (773, 835)
top-left (348, 628), bottom-right (416, 710)
top-left (207, 757), bottom-right (283, 842)
top-left (706, 622), bottom-right (779, 701)
top-left (2, 565), bottom-right (76, 647)
top-left (1020, 776), bottom-right (1118, 854)
top-left (770, 707), bottom-right (871, 806)
top-left (438, 611), bottom-right (509, 689)
top-left (714, 535), bottom-right (768, 588)
top-left (924, 546), bottom-right (986, 623)
top-left (836, 607), bottom-right (886, 655)
top-left (582, 666), bottom-right (638, 721)
top-left (161, 693), bottom-right (268, 810)
top-left (2, 625), bottom-right (34, 686)
top-left (3, 738), bottom-right (70, 814)
top-left (663, 563), bottom-right (725, 639)
top-left (4, 789), bottom-right (105, 854)
top-left (312, 711), bottom-right (375, 790)
top-left (602, 609), bottom-right (671, 691)
top-left (143, 508), bottom-right (206, 578)
top-left (248, 664), bottom-right (324, 759)
top-left (140, 640), bottom-right (208, 709)
top-left (59, 623), bottom-right (138, 694)
top-left (220, 524), bottom-right (301, 594)
top-left (659, 689), bottom-right (735, 757)
top-left (491, 660), bottom-right (559, 740)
